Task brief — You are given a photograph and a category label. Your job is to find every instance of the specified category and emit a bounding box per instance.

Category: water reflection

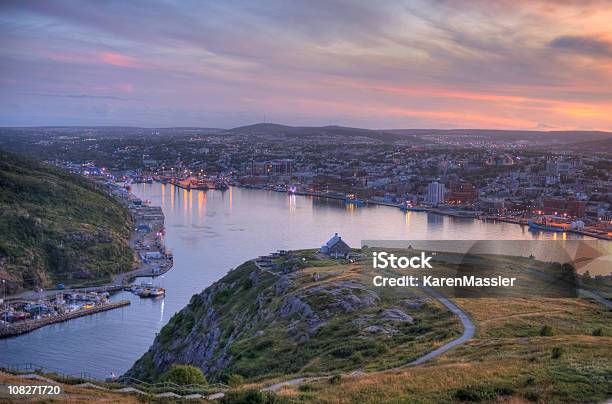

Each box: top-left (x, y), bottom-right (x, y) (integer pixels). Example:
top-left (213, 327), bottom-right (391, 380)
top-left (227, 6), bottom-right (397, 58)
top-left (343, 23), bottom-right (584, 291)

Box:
top-left (427, 212), bottom-right (444, 225)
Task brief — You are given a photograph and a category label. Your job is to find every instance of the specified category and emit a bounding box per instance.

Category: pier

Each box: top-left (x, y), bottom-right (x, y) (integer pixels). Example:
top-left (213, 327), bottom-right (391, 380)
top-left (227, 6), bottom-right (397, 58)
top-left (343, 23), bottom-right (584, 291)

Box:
top-left (0, 300), bottom-right (131, 339)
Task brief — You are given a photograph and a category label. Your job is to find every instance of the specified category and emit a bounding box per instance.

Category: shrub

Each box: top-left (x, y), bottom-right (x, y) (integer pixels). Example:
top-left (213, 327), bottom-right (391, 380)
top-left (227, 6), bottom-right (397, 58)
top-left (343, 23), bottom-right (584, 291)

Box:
top-left (214, 289), bottom-right (234, 305)
top-left (592, 328), bottom-right (603, 336)
top-left (220, 389), bottom-right (286, 404)
top-left (162, 364), bottom-right (207, 385)
top-left (539, 325), bottom-right (554, 336)
top-left (298, 384), bottom-right (314, 392)
top-left (454, 385), bottom-right (514, 402)
top-left (551, 347), bottom-right (564, 359)
top-left (227, 373), bottom-right (245, 387)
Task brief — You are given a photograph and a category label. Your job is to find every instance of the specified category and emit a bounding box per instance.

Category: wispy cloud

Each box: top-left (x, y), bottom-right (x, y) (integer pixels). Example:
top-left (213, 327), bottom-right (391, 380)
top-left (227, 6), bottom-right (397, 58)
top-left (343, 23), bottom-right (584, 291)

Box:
top-left (0, 0), bottom-right (611, 129)
top-left (99, 52), bottom-right (142, 68)
top-left (22, 92), bottom-right (130, 100)
top-left (549, 35), bottom-right (612, 59)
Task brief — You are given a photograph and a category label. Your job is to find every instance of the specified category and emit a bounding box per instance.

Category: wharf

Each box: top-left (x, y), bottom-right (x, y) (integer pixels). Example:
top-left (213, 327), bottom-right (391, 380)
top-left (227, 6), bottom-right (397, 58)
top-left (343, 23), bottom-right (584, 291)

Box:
top-left (0, 300), bottom-right (131, 339)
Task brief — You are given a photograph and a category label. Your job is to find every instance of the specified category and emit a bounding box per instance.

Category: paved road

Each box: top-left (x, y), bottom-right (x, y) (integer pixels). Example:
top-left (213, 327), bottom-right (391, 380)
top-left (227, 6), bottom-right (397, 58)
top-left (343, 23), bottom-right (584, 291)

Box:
top-left (261, 377), bottom-right (307, 392)
top-left (406, 287), bottom-right (475, 366)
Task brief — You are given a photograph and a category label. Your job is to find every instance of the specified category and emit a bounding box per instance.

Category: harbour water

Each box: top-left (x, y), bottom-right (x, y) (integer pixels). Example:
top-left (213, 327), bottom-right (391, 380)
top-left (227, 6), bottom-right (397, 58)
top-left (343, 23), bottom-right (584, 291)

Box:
top-left (1, 183), bottom-right (584, 379)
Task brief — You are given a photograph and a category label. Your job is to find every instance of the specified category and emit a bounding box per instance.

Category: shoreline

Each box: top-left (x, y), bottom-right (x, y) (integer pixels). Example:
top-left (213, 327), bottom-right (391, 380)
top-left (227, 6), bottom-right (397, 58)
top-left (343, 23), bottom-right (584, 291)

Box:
top-left (232, 184), bottom-right (611, 241)
top-left (3, 191), bottom-right (173, 335)
top-left (7, 190), bottom-right (173, 302)
top-left (0, 300), bottom-right (131, 339)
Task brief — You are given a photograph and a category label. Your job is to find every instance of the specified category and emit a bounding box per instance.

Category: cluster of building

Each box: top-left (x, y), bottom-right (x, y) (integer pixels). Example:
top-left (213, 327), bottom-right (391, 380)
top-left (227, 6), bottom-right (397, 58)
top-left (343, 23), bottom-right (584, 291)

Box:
top-left (1, 291), bottom-right (110, 325)
top-left (10, 127), bottom-right (610, 237)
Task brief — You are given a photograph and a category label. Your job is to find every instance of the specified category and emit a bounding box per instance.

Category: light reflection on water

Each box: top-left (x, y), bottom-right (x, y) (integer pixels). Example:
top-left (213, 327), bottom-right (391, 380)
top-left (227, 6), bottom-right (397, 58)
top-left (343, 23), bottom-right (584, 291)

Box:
top-left (1, 184), bottom-right (583, 379)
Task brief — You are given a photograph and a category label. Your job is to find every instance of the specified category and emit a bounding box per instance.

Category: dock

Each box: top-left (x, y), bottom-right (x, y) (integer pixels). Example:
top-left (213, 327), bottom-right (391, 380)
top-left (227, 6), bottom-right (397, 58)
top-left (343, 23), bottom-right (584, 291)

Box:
top-left (0, 300), bottom-right (131, 339)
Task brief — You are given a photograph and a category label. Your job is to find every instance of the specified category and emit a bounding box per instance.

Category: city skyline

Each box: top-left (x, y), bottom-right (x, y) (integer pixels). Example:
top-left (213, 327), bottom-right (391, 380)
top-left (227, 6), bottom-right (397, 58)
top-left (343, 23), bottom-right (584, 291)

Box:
top-left (1, 0), bottom-right (612, 130)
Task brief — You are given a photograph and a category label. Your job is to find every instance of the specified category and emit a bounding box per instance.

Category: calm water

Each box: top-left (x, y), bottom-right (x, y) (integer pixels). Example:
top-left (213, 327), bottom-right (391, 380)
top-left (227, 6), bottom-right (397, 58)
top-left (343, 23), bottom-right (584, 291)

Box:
top-left (1, 184), bottom-right (581, 379)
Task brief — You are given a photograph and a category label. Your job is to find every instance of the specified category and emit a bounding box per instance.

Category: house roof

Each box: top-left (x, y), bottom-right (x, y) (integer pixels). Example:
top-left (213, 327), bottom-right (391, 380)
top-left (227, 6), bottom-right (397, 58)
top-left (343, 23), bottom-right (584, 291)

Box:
top-left (326, 233), bottom-right (346, 248)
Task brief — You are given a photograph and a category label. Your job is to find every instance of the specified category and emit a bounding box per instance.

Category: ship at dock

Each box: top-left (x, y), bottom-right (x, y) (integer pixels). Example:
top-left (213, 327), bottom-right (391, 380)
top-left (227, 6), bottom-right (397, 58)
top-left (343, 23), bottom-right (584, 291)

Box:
top-left (528, 215), bottom-right (584, 233)
top-left (155, 176), bottom-right (228, 191)
top-left (399, 201), bottom-right (428, 212)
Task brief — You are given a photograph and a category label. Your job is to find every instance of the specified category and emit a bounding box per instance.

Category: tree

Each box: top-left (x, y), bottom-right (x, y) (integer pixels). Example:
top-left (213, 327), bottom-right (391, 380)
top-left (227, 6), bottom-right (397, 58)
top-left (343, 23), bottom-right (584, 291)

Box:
top-left (163, 364), bottom-right (207, 385)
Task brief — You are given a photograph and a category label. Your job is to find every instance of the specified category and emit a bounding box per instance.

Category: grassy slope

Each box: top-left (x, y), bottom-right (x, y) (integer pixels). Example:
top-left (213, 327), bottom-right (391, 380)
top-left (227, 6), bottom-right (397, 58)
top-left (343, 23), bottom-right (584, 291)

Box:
top-left (0, 150), bottom-right (134, 291)
top-left (275, 297), bottom-right (612, 403)
top-left (129, 250), bottom-right (461, 383)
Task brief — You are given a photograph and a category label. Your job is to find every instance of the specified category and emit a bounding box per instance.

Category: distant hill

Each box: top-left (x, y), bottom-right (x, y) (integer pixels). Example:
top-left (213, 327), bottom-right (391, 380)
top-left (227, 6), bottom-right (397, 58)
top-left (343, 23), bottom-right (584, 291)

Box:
top-left (227, 124), bottom-right (611, 146)
top-left (561, 137), bottom-right (612, 151)
top-left (0, 150), bottom-right (134, 292)
top-left (228, 123), bottom-right (421, 143)
top-left (385, 128), bottom-right (612, 144)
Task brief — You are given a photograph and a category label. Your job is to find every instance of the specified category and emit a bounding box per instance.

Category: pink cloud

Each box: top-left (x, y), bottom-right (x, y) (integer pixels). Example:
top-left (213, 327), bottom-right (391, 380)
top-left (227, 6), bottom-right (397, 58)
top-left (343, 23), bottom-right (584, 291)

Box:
top-left (99, 52), bottom-right (141, 68)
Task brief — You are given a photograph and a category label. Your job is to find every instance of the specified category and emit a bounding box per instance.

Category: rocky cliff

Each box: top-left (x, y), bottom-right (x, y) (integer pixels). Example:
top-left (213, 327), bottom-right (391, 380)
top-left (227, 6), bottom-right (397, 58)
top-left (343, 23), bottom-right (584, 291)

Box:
top-left (126, 251), bottom-right (459, 383)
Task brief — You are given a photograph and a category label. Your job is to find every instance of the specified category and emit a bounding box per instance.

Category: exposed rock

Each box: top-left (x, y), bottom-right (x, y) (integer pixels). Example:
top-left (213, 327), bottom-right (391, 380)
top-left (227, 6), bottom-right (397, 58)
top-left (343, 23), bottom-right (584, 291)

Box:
top-left (380, 308), bottom-right (414, 323)
top-left (274, 275), bottom-right (291, 295)
top-left (279, 295), bottom-right (324, 335)
top-left (398, 299), bottom-right (423, 310)
top-left (280, 296), bottom-right (314, 319)
top-left (363, 325), bottom-right (398, 335)
top-left (248, 270), bottom-right (260, 286)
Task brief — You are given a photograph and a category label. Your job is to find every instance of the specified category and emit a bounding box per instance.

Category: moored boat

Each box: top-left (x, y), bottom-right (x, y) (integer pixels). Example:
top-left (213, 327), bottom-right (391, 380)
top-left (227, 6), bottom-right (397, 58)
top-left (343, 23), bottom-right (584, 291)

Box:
top-left (138, 287), bottom-right (165, 298)
top-left (344, 194), bottom-right (365, 206)
top-left (528, 216), bottom-right (572, 232)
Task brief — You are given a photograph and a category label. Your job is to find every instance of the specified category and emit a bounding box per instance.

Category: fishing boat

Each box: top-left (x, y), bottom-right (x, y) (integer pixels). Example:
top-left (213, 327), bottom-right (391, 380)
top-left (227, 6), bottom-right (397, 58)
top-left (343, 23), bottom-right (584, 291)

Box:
top-left (137, 288), bottom-right (151, 297)
top-left (344, 194), bottom-right (365, 206)
top-left (528, 216), bottom-right (572, 232)
top-left (138, 287), bottom-right (165, 298)
top-left (148, 287), bottom-right (166, 297)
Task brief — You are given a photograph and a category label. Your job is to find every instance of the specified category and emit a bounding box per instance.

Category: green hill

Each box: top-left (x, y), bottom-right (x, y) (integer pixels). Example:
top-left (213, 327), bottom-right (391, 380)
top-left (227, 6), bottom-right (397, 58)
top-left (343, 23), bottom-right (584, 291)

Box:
top-left (0, 150), bottom-right (134, 292)
top-left (126, 251), bottom-right (461, 383)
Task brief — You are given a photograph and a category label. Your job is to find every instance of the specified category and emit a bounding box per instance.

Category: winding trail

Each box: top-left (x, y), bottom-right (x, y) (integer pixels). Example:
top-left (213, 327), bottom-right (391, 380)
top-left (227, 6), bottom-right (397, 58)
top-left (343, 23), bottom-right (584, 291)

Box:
top-left (405, 287), bottom-right (475, 367)
top-left (263, 286), bottom-right (475, 392)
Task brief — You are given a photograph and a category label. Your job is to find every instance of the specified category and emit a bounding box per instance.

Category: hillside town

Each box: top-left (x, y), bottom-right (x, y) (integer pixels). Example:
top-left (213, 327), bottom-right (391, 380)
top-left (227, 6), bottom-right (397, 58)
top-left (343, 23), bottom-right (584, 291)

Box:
top-left (1, 126), bottom-right (611, 238)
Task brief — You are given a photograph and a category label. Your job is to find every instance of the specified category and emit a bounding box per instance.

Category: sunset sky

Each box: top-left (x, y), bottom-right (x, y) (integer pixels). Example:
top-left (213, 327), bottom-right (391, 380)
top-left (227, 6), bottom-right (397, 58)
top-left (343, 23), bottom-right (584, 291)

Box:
top-left (1, 0), bottom-right (612, 130)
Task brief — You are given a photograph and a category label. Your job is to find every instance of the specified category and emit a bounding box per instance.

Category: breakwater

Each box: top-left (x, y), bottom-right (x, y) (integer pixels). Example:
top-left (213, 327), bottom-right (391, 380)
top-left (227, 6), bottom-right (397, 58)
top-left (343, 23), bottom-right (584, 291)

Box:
top-left (0, 300), bottom-right (130, 339)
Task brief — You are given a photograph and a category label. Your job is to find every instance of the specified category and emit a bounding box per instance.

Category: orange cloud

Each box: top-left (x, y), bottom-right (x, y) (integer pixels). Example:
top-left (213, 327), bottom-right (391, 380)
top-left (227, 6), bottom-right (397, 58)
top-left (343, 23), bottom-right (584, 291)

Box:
top-left (99, 52), bottom-right (141, 68)
top-left (384, 107), bottom-right (535, 129)
top-left (341, 80), bottom-right (612, 124)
